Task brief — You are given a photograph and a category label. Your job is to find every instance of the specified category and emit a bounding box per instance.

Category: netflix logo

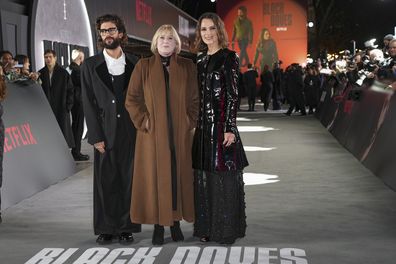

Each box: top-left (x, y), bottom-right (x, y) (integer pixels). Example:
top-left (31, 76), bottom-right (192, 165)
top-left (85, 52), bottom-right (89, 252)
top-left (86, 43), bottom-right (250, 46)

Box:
top-left (4, 123), bottom-right (38, 153)
top-left (136, 0), bottom-right (152, 26)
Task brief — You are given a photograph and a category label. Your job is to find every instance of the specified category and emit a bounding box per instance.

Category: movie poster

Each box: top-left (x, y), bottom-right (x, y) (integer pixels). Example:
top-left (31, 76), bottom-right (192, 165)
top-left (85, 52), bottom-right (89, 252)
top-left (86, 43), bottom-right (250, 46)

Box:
top-left (217, 0), bottom-right (307, 72)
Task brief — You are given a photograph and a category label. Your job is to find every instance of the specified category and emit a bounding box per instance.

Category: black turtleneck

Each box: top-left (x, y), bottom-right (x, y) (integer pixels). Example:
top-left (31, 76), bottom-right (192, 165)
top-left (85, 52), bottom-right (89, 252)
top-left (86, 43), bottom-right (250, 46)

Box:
top-left (160, 55), bottom-right (171, 67)
top-left (159, 53), bottom-right (177, 210)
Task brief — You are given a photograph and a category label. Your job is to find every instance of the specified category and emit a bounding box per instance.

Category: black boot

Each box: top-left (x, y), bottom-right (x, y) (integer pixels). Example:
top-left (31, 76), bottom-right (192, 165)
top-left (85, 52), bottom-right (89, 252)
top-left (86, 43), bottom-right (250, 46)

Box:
top-left (152, 224), bottom-right (164, 245)
top-left (170, 221), bottom-right (184, 242)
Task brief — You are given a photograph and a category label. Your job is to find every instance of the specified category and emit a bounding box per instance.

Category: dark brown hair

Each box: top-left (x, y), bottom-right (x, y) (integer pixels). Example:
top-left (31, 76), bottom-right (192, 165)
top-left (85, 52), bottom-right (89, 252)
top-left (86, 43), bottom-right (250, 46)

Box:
top-left (194, 12), bottom-right (228, 52)
top-left (95, 14), bottom-right (128, 48)
top-left (238, 6), bottom-right (247, 14)
top-left (0, 50), bottom-right (13, 60)
top-left (44, 49), bottom-right (56, 57)
top-left (258, 28), bottom-right (270, 41)
top-left (14, 54), bottom-right (29, 64)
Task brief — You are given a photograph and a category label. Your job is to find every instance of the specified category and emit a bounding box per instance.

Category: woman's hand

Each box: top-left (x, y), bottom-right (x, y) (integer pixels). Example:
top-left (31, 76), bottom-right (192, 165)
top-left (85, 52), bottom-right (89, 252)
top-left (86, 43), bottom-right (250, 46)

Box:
top-left (223, 132), bottom-right (235, 147)
top-left (145, 119), bottom-right (150, 131)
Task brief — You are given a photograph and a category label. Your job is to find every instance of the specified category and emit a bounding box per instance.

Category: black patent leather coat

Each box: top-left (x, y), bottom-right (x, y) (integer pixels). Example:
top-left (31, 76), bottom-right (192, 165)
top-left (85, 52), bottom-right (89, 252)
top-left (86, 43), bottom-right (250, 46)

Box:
top-left (192, 48), bottom-right (249, 172)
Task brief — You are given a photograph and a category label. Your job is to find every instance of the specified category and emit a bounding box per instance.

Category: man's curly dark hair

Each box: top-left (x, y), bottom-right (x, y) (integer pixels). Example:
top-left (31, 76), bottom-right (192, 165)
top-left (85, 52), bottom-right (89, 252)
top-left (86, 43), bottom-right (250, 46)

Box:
top-left (95, 14), bottom-right (128, 48)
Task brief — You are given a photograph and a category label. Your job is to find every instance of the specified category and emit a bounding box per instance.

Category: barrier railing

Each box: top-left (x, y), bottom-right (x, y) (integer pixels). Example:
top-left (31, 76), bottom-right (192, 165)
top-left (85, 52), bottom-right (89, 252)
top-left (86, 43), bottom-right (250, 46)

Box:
top-left (316, 77), bottom-right (396, 190)
top-left (2, 81), bottom-right (75, 209)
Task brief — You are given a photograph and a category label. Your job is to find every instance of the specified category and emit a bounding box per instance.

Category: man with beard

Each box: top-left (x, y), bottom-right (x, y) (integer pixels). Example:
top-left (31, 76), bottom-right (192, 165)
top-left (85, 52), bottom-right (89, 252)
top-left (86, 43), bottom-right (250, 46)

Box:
top-left (232, 6), bottom-right (253, 67)
top-left (81, 14), bottom-right (141, 245)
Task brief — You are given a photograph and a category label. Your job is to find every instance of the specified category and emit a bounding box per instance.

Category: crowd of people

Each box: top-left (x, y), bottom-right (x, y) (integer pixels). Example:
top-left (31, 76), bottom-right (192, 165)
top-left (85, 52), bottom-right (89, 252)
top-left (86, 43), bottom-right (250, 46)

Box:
top-left (322, 36), bottom-right (396, 88)
top-left (0, 12), bottom-right (248, 246)
top-left (237, 34), bottom-right (396, 115)
top-left (0, 48), bottom-right (90, 161)
top-left (1, 5), bottom-right (395, 247)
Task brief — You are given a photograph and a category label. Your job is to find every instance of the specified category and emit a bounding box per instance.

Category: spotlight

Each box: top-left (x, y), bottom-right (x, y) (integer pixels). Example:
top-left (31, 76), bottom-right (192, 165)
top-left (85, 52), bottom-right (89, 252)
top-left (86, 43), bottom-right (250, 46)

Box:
top-left (308, 21), bottom-right (314, 28)
top-left (210, 0), bottom-right (216, 2)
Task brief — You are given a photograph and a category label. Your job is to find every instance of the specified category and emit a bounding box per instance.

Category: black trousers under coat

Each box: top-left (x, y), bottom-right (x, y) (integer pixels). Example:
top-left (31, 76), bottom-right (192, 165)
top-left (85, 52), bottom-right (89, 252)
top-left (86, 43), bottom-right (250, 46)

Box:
top-left (93, 120), bottom-right (141, 235)
top-left (71, 99), bottom-right (84, 155)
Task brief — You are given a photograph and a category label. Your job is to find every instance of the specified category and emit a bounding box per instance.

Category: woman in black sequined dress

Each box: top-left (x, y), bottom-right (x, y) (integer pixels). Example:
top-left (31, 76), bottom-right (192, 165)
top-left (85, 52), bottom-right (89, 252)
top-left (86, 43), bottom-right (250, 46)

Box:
top-left (192, 13), bottom-right (249, 244)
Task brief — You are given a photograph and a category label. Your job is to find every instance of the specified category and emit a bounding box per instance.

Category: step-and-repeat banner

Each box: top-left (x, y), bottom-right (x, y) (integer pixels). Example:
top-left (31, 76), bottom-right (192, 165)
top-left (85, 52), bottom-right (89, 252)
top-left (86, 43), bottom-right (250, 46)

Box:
top-left (2, 81), bottom-right (75, 209)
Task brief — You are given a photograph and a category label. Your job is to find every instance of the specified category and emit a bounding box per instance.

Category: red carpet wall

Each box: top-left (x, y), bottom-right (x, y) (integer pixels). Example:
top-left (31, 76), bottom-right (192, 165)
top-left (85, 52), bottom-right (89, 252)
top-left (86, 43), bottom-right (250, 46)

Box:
top-left (217, 0), bottom-right (307, 70)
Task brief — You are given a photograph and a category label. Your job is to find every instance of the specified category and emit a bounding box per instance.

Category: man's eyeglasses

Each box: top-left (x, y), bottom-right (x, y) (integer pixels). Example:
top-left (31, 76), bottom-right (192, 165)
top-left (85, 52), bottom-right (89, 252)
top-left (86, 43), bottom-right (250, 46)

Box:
top-left (99, 27), bottom-right (118, 35)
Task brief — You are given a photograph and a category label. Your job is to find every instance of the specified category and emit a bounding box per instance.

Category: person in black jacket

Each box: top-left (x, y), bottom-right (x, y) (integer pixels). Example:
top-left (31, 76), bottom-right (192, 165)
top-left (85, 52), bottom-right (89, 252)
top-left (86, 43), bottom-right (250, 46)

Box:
top-left (285, 64), bottom-right (306, 116)
top-left (260, 65), bottom-right (274, 111)
top-left (69, 49), bottom-right (89, 161)
top-left (0, 66), bottom-right (6, 223)
top-left (304, 66), bottom-right (321, 114)
top-left (39, 50), bottom-right (74, 147)
top-left (81, 14), bottom-right (141, 245)
top-left (272, 62), bottom-right (283, 110)
top-left (243, 64), bottom-right (258, 111)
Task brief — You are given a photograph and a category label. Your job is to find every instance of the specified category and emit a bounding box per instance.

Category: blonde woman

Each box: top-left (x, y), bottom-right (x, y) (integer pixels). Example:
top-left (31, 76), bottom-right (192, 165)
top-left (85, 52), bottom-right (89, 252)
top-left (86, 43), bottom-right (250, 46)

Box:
top-left (125, 25), bottom-right (199, 245)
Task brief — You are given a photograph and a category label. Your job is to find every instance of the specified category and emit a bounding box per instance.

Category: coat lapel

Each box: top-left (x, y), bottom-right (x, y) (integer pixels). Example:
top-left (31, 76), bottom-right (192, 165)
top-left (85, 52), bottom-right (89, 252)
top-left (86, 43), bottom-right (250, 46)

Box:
top-left (124, 56), bottom-right (135, 90)
top-left (94, 52), bottom-right (113, 92)
top-left (51, 64), bottom-right (62, 87)
top-left (149, 54), bottom-right (166, 109)
top-left (169, 54), bottom-right (181, 117)
top-left (41, 67), bottom-right (50, 94)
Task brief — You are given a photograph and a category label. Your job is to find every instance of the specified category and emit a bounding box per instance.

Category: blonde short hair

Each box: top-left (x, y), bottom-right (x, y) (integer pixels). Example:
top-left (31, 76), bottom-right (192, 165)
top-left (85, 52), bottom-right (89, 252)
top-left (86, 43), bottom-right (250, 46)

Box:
top-left (71, 49), bottom-right (82, 61)
top-left (151, 24), bottom-right (181, 54)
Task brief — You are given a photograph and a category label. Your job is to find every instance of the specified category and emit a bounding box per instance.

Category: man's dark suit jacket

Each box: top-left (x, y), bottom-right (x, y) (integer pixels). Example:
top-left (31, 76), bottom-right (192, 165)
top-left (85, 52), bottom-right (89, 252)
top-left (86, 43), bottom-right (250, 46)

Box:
top-left (81, 52), bottom-right (138, 150)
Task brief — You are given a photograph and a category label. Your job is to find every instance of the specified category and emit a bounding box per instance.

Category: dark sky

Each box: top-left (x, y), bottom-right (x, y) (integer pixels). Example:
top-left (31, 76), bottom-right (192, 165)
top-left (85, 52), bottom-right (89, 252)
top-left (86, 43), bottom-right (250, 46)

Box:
top-left (171, 0), bottom-right (395, 51)
top-left (340, 0), bottom-right (395, 49)
top-left (167, 0), bottom-right (216, 19)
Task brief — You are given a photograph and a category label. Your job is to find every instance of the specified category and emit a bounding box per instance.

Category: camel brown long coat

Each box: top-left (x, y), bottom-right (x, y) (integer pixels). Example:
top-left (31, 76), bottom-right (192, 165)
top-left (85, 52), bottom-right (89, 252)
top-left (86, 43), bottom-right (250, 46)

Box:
top-left (125, 53), bottom-right (199, 226)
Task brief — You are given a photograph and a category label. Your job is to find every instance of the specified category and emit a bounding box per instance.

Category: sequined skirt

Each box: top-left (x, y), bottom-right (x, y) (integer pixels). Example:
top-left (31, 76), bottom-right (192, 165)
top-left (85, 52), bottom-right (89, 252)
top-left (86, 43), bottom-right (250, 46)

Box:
top-left (193, 170), bottom-right (247, 243)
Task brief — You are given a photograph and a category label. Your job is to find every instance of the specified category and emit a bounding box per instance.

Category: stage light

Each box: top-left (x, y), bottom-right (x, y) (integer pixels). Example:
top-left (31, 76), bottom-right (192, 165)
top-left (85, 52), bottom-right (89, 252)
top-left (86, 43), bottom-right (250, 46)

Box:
top-left (308, 21), bottom-right (314, 28)
top-left (210, 0), bottom-right (216, 2)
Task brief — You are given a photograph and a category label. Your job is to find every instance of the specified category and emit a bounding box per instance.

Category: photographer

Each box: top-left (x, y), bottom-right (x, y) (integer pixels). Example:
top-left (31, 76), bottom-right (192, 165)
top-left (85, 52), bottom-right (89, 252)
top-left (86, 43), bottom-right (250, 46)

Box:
top-left (377, 39), bottom-right (396, 85)
top-left (0, 65), bottom-right (6, 223)
top-left (383, 34), bottom-right (394, 57)
top-left (13, 54), bottom-right (40, 82)
top-left (0, 51), bottom-right (14, 75)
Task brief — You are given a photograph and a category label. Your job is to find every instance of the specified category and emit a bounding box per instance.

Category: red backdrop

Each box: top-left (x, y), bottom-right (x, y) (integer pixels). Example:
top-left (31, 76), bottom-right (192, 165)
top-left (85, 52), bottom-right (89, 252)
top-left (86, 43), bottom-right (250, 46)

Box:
top-left (218, 0), bottom-right (307, 70)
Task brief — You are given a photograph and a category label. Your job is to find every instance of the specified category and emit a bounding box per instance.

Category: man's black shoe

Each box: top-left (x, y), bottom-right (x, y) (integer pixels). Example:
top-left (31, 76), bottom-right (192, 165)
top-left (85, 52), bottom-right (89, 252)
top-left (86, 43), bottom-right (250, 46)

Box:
top-left (119, 233), bottom-right (134, 245)
top-left (96, 234), bottom-right (113, 245)
top-left (73, 153), bottom-right (90, 161)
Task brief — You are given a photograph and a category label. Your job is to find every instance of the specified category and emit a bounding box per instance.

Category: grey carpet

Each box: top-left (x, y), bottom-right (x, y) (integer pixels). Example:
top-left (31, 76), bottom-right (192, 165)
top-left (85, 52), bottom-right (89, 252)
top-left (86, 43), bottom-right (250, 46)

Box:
top-left (1, 107), bottom-right (396, 264)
